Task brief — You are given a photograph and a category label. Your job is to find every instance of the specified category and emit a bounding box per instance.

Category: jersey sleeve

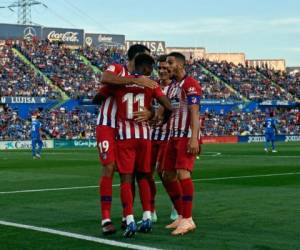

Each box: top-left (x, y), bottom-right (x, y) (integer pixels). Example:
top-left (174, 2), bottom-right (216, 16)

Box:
top-left (153, 85), bottom-right (165, 99)
top-left (98, 85), bottom-right (113, 97)
top-left (104, 63), bottom-right (124, 76)
top-left (183, 77), bottom-right (202, 105)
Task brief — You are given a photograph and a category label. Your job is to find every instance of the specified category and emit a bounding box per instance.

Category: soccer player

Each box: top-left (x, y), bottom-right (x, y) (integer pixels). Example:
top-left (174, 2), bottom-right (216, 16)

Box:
top-left (98, 53), bottom-right (172, 237)
top-left (264, 112), bottom-right (277, 153)
top-left (162, 52), bottom-right (201, 236)
top-left (94, 44), bottom-right (157, 235)
top-left (149, 54), bottom-right (177, 222)
top-left (31, 114), bottom-right (43, 159)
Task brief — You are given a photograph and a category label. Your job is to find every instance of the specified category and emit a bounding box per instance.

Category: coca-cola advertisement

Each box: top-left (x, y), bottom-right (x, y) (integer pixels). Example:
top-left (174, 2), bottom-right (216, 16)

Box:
top-left (42, 27), bottom-right (84, 45)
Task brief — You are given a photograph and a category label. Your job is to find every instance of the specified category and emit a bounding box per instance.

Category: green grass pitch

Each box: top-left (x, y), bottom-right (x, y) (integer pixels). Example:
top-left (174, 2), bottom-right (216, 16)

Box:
top-left (0, 142), bottom-right (300, 250)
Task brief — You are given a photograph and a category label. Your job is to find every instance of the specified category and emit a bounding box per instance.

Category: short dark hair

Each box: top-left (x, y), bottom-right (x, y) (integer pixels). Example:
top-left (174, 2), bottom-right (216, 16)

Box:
top-left (134, 53), bottom-right (155, 73)
top-left (167, 52), bottom-right (186, 64)
top-left (127, 44), bottom-right (151, 61)
top-left (157, 54), bottom-right (167, 63)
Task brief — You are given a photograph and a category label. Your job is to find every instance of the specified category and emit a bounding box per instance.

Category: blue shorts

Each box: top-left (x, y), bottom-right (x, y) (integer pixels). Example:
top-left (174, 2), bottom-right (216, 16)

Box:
top-left (265, 133), bottom-right (275, 141)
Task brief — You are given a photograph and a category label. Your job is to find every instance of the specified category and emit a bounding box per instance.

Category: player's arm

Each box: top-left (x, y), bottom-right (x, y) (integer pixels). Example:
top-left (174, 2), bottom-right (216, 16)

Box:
top-left (101, 67), bottom-right (157, 89)
top-left (92, 92), bottom-right (106, 105)
top-left (38, 127), bottom-right (44, 140)
top-left (156, 96), bottom-right (172, 124)
top-left (188, 104), bottom-right (200, 155)
top-left (92, 85), bottom-right (112, 105)
top-left (185, 79), bottom-right (201, 155)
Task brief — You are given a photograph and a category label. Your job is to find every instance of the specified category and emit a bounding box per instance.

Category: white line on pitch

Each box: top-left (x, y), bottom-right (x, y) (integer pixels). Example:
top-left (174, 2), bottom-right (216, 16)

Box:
top-left (1, 172), bottom-right (300, 195)
top-left (0, 220), bottom-right (161, 250)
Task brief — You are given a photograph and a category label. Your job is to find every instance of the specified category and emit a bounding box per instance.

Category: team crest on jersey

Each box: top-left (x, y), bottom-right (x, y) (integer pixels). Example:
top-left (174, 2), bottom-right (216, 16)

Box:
top-left (187, 86), bottom-right (198, 95)
top-left (107, 65), bottom-right (116, 72)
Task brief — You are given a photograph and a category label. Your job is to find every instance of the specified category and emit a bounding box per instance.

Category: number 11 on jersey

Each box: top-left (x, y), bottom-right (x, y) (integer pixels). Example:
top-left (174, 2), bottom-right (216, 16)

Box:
top-left (122, 93), bottom-right (145, 119)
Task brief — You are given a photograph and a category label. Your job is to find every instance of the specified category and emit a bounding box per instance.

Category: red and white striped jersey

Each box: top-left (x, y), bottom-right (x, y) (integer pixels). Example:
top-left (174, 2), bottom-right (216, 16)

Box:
top-left (96, 64), bottom-right (129, 128)
top-left (167, 75), bottom-right (201, 138)
top-left (98, 75), bottom-right (165, 140)
top-left (151, 82), bottom-right (172, 141)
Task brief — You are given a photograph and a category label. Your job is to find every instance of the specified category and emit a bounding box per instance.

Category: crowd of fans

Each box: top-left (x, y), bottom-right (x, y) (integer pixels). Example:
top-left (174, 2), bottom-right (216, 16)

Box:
top-left (81, 46), bottom-right (125, 71)
top-left (1, 40), bottom-right (299, 102)
top-left (186, 62), bottom-right (241, 100)
top-left (1, 39), bottom-right (300, 141)
top-left (202, 108), bottom-right (300, 136)
top-left (0, 43), bottom-right (61, 99)
top-left (199, 59), bottom-right (291, 101)
top-left (17, 40), bottom-right (101, 99)
top-left (1, 106), bottom-right (299, 140)
top-left (259, 68), bottom-right (300, 99)
top-left (0, 107), bottom-right (30, 141)
top-left (39, 107), bottom-right (96, 139)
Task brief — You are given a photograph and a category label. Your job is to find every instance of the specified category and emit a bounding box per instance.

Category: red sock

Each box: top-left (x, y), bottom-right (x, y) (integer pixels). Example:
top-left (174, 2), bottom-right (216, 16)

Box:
top-left (165, 180), bottom-right (183, 216)
top-left (100, 176), bottom-right (112, 220)
top-left (138, 178), bottom-right (151, 212)
top-left (120, 182), bottom-right (133, 217)
top-left (148, 177), bottom-right (157, 212)
top-left (180, 178), bottom-right (194, 218)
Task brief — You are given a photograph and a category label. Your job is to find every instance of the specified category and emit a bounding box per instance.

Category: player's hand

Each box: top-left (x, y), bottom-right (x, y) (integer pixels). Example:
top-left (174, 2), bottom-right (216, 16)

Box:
top-left (132, 77), bottom-right (158, 89)
top-left (187, 137), bottom-right (199, 155)
top-left (133, 107), bottom-right (153, 122)
top-left (150, 112), bottom-right (163, 126)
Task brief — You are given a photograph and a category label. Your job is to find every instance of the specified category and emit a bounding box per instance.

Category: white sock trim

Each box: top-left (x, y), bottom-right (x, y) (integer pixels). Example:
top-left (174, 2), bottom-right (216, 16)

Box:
top-left (101, 218), bottom-right (111, 226)
top-left (126, 215), bottom-right (134, 225)
top-left (143, 211), bottom-right (151, 221)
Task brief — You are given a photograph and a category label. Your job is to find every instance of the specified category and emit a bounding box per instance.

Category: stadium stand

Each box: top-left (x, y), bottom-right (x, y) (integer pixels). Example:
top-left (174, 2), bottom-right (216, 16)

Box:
top-left (199, 59), bottom-right (292, 101)
top-left (202, 108), bottom-right (300, 136)
top-left (259, 68), bottom-right (300, 99)
top-left (1, 39), bottom-right (300, 141)
top-left (0, 107), bottom-right (30, 140)
top-left (186, 62), bottom-right (241, 100)
top-left (0, 43), bottom-right (61, 99)
top-left (40, 107), bottom-right (96, 139)
top-left (17, 40), bottom-right (102, 99)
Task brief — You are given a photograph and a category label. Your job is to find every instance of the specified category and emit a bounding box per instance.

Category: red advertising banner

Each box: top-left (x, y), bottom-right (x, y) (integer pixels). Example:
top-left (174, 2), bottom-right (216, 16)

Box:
top-left (202, 136), bottom-right (238, 144)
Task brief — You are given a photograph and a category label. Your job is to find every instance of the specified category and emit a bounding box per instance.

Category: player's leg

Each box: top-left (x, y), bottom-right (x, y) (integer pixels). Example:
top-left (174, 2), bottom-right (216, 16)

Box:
top-left (264, 134), bottom-right (270, 152)
top-left (271, 134), bottom-right (277, 152)
top-left (162, 139), bottom-right (183, 228)
top-left (36, 139), bottom-right (43, 158)
top-left (96, 125), bottom-right (116, 235)
top-left (116, 139), bottom-right (137, 237)
top-left (149, 141), bottom-right (160, 222)
top-left (31, 139), bottom-right (36, 158)
top-left (156, 141), bottom-right (178, 221)
top-left (171, 138), bottom-right (197, 236)
top-left (136, 139), bottom-right (153, 233)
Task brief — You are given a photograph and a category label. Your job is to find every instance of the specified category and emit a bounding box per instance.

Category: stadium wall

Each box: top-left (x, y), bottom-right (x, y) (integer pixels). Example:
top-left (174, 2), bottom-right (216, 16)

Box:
top-left (246, 59), bottom-right (286, 71)
top-left (205, 53), bottom-right (246, 65)
top-left (166, 47), bottom-right (206, 59)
